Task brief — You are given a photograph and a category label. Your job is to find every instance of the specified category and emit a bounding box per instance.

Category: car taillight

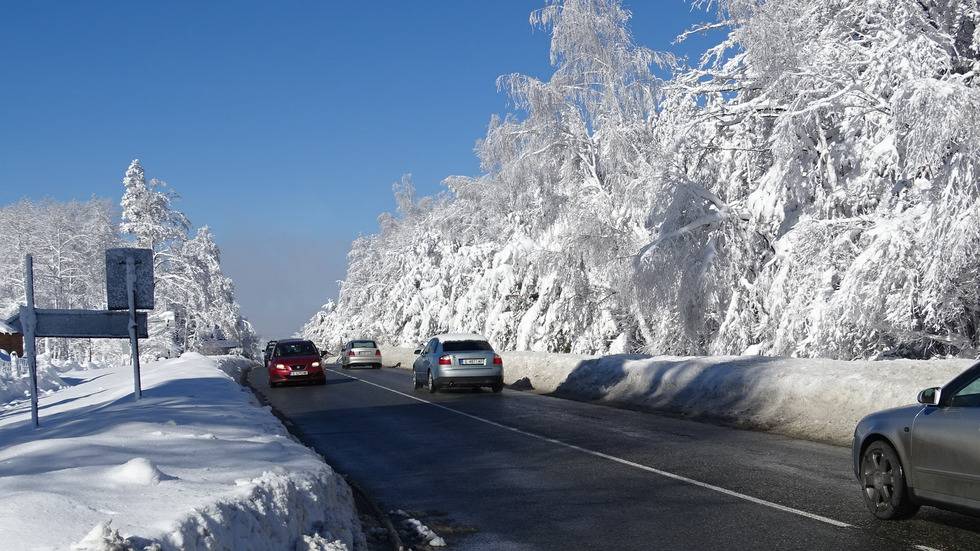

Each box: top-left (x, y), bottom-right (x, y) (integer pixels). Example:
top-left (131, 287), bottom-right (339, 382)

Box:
top-left (493, 354), bottom-right (503, 365)
top-left (438, 355), bottom-right (452, 365)
top-left (375, 350), bottom-right (381, 355)
top-left (348, 351), bottom-right (355, 356)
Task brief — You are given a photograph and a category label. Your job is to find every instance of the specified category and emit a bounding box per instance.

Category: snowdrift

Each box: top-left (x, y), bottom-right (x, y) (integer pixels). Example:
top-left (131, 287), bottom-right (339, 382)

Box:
top-left (0, 354), bottom-right (364, 551)
top-left (385, 347), bottom-right (976, 445)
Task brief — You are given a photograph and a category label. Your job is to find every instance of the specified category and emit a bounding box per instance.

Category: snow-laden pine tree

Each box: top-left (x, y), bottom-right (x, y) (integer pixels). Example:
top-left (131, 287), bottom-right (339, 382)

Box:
top-left (120, 160), bottom-right (191, 252)
top-left (118, 160), bottom-right (257, 359)
top-left (171, 226), bottom-right (259, 355)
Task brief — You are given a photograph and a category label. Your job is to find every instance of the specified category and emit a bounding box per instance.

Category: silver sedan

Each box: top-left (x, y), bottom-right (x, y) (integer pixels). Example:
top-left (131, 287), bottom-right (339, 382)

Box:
top-left (340, 339), bottom-right (383, 369)
top-left (853, 361), bottom-right (980, 519)
top-left (412, 333), bottom-right (504, 393)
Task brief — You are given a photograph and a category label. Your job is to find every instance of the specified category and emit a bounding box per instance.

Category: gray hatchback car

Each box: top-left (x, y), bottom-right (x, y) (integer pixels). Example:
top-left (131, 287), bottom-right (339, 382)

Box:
top-left (853, 361), bottom-right (980, 519)
top-left (412, 333), bottom-right (504, 393)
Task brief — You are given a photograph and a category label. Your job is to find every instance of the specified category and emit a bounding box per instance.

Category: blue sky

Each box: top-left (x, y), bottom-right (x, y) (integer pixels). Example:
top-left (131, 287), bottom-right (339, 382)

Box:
top-left (0, 1), bottom-right (719, 342)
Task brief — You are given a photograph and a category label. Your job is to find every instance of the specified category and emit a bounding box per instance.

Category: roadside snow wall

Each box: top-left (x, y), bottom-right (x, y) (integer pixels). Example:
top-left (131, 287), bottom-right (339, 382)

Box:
top-left (384, 347), bottom-right (975, 446)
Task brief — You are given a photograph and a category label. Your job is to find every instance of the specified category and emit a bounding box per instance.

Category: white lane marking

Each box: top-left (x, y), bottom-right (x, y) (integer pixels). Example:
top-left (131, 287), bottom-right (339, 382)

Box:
top-left (335, 370), bottom-right (853, 529)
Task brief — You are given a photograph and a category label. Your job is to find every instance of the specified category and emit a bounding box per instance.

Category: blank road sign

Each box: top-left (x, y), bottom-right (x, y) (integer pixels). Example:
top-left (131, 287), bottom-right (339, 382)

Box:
top-left (106, 248), bottom-right (154, 310)
top-left (32, 309), bottom-right (148, 338)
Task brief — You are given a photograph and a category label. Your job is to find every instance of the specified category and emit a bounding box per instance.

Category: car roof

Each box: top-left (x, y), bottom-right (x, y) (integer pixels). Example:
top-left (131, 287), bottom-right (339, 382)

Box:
top-left (275, 338), bottom-right (314, 345)
top-left (434, 333), bottom-right (488, 342)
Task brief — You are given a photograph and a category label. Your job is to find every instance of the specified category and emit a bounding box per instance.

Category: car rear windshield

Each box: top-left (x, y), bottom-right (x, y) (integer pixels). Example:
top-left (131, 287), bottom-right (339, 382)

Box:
top-left (352, 341), bottom-right (377, 348)
top-left (277, 342), bottom-right (317, 356)
top-left (442, 340), bottom-right (492, 352)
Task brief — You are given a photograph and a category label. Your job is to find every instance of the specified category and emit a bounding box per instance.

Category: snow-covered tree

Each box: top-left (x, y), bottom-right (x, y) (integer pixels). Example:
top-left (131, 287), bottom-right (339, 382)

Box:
top-left (120, 160), bottom-right (191, 253)
top-left (0, 197), bottom-right (124, 360)
top-left (117, 161), bottom-right (257, 359)
top-left (307, 0), bottom-right (980, 361)
top-left (643, 0), bottom-right (980, 358)
top-left (305, 0), bottom-right (671, 354)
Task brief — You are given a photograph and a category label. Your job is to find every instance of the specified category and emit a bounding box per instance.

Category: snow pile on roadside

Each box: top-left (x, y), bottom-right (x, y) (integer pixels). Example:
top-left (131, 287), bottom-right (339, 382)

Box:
top-left (0, 352), bottom-right (91, 403)
top-left (0, 353), bottom-right (364, 551)
top-left (385, 346), bottom-right (976, 446)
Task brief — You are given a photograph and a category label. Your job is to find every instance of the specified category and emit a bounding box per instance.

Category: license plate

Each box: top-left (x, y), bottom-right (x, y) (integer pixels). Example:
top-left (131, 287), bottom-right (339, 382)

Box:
top-left (291, 370), bottom-right (309, 376)
top-left (358, 351), bottom-right (372, 356)
top-left (460, 359), bottom-right (484, 365)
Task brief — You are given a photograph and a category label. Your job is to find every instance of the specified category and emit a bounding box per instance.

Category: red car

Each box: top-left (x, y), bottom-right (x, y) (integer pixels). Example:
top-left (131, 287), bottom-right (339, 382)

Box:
top-left (267, 339), bottom-right (326, 387)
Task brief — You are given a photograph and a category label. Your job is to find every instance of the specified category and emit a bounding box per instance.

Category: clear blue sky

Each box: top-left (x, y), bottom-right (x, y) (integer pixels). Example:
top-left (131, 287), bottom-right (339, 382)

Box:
top-left (0, 1), bottom-right (718, 341)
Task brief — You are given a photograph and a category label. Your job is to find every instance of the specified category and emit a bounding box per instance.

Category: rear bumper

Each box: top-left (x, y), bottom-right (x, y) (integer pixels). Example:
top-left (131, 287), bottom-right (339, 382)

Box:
top-left (433, 375), bottom-right (504, 388)
top-left (345, 356), bottom-right (382, 368)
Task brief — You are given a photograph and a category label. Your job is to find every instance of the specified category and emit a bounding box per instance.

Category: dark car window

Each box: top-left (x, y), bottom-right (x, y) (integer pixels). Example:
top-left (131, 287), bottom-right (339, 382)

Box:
top-left (950, 377), bottom-right (980, 407)
top-left (276, 342), bottom-right (317, 356)
top-left (442, 340), bottom-right (492, 352)
top-left (352, 340), bottom-right (376, 348)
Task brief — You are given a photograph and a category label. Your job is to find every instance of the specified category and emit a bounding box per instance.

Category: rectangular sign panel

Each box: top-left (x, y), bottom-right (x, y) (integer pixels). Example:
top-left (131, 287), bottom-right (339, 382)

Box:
top-left (33, 309), bottom-right (148, 338)
top-left (105, 248), bottom-right (155, 310)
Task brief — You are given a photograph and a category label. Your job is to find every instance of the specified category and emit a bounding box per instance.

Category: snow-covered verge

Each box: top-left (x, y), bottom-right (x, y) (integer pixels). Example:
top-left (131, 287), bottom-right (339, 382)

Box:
top-left (383, 346), bottom-right (977, 446)
top-left (3, 346), bottom-right (975, 551)
top-left (0, 353), bottom-right (364, 551)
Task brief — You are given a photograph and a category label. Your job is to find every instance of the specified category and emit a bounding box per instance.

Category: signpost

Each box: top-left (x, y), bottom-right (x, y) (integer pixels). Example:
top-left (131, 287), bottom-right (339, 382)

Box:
top-left (16, 248), bottom-right (154, 427)
top-left (106, 248), bottom-right (154, 400)
top-left (22, 255), bottom-right (39, 428)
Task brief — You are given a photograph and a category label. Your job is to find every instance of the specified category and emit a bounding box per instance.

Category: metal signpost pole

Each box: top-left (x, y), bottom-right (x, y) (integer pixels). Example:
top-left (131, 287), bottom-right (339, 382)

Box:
top-left (22, 254), bottom-right (39, 428)
top-left (126, 255), bottom-right (142, 400)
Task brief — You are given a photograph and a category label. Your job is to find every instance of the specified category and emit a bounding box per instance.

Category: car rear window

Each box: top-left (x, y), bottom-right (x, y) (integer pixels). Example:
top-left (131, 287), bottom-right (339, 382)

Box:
top-left (442, 340), bottom-right (492, 352)
top-left (352, 341), bottom-right (377, 348)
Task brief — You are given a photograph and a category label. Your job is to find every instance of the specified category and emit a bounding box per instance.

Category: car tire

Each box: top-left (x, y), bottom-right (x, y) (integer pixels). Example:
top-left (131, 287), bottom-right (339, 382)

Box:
top-left (427, 371), bottom-right (438, 393)
top-left (860, 440), bottom-right (920, 519)
top-left (491, 382), bottom-right (503, 393)
top-left (269, 381), bottom-right (278, 388)
top-left (413, 371), bottom-right (423, 390)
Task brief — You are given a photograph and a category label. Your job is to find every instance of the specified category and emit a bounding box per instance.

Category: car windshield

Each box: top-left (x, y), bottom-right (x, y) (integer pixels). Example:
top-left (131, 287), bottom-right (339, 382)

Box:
top-left (277, 342), bottom-right (317, 356)
top-left (442, 340), bottom-right (492, 352)
top-left (352, 341), bottom-right (376, 348)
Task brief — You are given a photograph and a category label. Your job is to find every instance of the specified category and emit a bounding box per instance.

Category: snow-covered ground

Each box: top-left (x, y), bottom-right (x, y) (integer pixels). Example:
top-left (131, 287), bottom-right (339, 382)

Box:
top-left (0, 353), bottom-right (364, 551)
top-left (2, 348), bottom-right (977, 550)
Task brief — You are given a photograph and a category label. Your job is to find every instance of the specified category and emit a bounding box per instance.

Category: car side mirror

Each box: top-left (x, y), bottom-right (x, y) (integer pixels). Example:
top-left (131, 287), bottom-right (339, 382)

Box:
top-left (414, 349), bottom-right (422, 355)
top-left (918, 387), bottom-right (941, 406)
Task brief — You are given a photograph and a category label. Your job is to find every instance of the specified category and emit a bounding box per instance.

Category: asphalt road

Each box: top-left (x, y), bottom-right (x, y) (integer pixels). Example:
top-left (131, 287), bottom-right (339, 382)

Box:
top-left (248, 364), bottom-right (980, 550)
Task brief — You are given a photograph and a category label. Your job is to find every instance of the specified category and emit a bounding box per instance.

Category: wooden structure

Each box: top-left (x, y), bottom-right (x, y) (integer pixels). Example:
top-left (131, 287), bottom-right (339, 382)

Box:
top-left (0, 319), bottom-right (24, 356)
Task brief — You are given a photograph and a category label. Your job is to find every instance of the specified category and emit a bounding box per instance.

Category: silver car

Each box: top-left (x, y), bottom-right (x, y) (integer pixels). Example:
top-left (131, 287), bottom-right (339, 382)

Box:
top-left (853, 361), bottom-right (980, 519)
top-left (340, 339), bottom-right (383, 369)
top-left (412, 333), bottom-right (504, 393)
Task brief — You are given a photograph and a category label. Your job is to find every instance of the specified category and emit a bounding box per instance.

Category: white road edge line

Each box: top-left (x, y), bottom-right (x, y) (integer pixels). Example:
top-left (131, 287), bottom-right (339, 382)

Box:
top-left (337, 370), bottom-right (853, 529)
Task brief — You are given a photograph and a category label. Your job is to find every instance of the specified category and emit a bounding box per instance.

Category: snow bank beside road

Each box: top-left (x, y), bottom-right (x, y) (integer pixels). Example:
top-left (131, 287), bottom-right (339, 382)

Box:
top-left (0, 353), bottom-right (364, 551)
top-left (384, 346), bottom-right (976, 445)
